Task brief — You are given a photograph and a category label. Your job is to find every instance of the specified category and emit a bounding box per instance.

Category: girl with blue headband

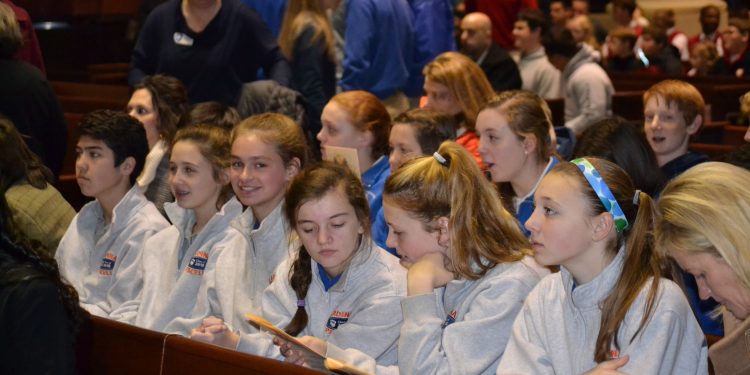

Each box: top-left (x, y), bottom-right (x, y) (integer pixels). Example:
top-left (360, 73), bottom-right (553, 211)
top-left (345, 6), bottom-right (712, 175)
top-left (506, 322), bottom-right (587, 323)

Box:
top-left (497, 157), bottom-right (708, 374)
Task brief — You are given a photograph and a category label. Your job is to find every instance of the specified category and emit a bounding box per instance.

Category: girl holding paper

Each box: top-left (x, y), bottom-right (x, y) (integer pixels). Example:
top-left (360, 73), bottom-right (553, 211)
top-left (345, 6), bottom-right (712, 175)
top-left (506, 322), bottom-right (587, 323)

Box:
top-left (191, 161), bottom-right (406, 365)
top-left (316, 90), bottom-right (392, 254)
top-left (282, 142), bottom-right (548, 375)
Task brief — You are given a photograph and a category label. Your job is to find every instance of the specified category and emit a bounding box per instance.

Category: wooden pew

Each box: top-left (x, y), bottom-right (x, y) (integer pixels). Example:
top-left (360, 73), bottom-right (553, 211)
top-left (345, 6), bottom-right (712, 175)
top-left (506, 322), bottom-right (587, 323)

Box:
top-left (61, 112), bottom-right (84, 176)
top-left (51, 81), bottom-right (130, 104)
top-left (722, 125), bottom-right (748, 146)
top-left (163, 335), bottom-right (327, 375)
top-left (692, 122), bottom-right (747, 147)
top-left (52, 81), bottom-right (130, 117)
top-left (692, 122), bottom-right (727, 144)
top-left (78, 316), bottom-right (331, 375)
top-left (88, 63), bottom-right (130, 84)
top-left (611, 91), bottom-right (644, 121)
top-left (82, 316), bottom-right (171, 375)
top-left (607, 74), bottom-right (750, 123)
top-left (689, 143), bottom-right (737, 161)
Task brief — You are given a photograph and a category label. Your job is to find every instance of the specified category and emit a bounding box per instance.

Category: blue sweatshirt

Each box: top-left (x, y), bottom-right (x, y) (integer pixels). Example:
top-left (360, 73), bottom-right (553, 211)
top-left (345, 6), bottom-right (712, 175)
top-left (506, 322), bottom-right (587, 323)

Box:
top-left (340, 0), bottom-right (414, 99)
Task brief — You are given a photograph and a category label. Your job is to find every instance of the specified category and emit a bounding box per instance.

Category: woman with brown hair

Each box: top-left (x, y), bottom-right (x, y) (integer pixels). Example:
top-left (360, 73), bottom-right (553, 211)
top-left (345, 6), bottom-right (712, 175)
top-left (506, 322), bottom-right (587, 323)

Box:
top-left (278, 0), bottom-right (336, 141)
top-left (127, 74), bottom-right (189, 215)
top-left (422, 51), bottom-right (494, 166)
top-left (0, 115), bottom-right (75, 254)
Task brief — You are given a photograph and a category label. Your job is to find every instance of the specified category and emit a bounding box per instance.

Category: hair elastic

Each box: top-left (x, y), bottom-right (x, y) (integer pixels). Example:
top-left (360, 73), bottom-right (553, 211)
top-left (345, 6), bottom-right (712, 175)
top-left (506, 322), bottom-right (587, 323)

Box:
top-left (633, 189), bottom-right (642, 206)
top-left (296, 299), bottom-right (305, 308)
top-left (570, 158), bottom-right (630, 233)
top-left (433, 151), bottom-right (448, 166)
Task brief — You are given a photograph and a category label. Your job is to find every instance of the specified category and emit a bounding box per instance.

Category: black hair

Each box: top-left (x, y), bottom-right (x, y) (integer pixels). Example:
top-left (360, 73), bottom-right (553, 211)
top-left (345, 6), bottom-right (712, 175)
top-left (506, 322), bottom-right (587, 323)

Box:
top-left (76, 110), bottom-right (150, 185)
top-left (545, 29), bottom-right (580, 58)
top-left (573, 117), bottom-right (664, 196)
top-left (517, 9), bottom-right (548, 36)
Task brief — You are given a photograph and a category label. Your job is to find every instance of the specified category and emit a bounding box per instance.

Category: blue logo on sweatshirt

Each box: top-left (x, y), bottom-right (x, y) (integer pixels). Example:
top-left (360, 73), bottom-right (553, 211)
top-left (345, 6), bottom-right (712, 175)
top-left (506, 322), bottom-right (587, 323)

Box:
top-left (186, 251), bottom-right (209, 276)
top-left (324, 310), bottom-right (350, 334)
top-left (441, 309), bottom-right (458, 328)
top-left (98, 252), bottom-right (117, 276)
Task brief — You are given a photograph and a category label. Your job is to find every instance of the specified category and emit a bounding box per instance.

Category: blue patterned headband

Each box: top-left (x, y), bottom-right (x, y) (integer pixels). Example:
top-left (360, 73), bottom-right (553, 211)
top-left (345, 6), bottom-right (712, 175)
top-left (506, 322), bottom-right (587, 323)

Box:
top-left (570, 158), bottom-right (630, 233)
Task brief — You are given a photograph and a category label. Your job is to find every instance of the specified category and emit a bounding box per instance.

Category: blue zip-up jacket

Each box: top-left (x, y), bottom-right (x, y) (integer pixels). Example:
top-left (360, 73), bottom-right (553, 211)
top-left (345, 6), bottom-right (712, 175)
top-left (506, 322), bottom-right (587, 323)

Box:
top-left (340, 0), bottom-right (414, 99)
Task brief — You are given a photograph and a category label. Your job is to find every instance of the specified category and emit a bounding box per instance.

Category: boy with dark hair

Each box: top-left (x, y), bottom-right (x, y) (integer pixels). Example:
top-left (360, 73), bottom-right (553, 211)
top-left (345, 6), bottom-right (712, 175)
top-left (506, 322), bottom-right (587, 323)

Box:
top-left (549, 0), bottom-right (573, 43)
top-left (56, 109), bottom-right (169, 318)
top-left (639, 25), bottom-right (683, 75)
top-left (513, 9), bottom-right (561, 99)
top-left (546, 29), bottom-right (613, 135)
top-left (688, 5), bottom-right (723, 56)
top-left (652, 9), bottom-right (689, 62)
top-left (611, 0), bottom-right (648, 34)
top-left (605, 27), bottom-right (645, 73)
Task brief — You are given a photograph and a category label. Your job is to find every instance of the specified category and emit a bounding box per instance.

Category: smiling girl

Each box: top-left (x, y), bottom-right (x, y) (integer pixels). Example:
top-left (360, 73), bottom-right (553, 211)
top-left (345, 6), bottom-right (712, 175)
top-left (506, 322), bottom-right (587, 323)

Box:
top-left (497, 158), bottom-right (707, 374)
top-left (228, 113), bottom-right (308, 327)
top-left (476, 91), bottom-right (558, 237)
top-left (191, 162), bottom-right (406, 365)
top-left (122, 124), bottom-right (249, 335)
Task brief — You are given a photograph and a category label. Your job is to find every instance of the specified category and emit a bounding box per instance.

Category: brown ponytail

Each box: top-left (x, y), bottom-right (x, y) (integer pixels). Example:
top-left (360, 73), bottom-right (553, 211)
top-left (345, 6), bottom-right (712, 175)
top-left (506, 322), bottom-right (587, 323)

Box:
top-left (282, 161), bottom-right (370, 336)
top-left (384, 141), bottom-right (529, 280)
top-left (284, 248), bottom-right (313, 336)
top-left (552, 159), bottom-right (667, 362)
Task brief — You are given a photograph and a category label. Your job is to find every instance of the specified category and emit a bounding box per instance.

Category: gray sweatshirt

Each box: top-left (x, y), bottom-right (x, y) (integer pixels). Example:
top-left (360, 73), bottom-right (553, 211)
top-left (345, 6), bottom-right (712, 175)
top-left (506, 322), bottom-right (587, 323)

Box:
top-left (230, 201), bottom-right (294, 333)
top-left (325, 256), bottom-right (549, 375)
top-left (56, 186), bottom-right (169, 317)
top-left (236, 240), bottom-right (406, 365)
top-left (562, 43), bottom-right (614, 134)
top-left (497, 250), bottom-right (708, 375)
top-left (517, 47), bottom-right (561, 100)
top-left (127, 198), bottom-right (248, 335)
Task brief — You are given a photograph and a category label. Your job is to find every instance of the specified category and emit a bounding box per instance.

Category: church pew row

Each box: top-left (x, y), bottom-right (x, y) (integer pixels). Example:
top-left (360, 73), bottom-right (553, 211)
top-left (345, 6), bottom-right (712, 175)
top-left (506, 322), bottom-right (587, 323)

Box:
top-left (77, 316), bottom-right (330, 375)
top-left (689, 143), bottom-right (738, 161)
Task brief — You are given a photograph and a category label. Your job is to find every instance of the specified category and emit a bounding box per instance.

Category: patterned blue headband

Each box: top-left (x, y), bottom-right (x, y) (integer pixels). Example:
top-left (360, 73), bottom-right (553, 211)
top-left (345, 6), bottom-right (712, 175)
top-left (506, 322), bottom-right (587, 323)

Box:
top-left (570, 158), bottom-right (630, 233)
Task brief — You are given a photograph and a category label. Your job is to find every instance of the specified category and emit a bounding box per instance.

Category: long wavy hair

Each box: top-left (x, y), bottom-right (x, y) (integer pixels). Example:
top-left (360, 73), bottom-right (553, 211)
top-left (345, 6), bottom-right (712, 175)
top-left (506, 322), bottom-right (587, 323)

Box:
top-left (278, 0), bottom-right (335, 62)
top-left (423, 52), bottom-right (494, 131)
top-left (0, 115), bottom-right (54, 191)
top-left (133, 74), bottom-right (189, 145)
top-left (384, 141), bottom-right (530, 279)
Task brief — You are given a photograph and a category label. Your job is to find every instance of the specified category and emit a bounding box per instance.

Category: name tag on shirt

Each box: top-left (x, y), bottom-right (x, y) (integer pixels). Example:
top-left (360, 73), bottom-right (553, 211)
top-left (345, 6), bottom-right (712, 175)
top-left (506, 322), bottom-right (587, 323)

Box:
top-left (174, 32), bottom-right (194, 47)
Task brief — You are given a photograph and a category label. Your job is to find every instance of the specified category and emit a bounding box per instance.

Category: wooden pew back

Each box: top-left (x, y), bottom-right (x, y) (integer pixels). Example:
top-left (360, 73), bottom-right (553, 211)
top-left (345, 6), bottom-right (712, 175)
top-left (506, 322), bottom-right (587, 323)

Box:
top-left (79, 316), bottom-right (330, 375)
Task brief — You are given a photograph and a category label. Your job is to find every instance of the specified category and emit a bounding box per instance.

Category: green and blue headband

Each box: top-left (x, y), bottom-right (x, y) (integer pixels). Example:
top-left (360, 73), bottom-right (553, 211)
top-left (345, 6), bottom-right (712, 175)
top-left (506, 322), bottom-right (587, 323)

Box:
top-left (570, 158), bottom-right (630, 233)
